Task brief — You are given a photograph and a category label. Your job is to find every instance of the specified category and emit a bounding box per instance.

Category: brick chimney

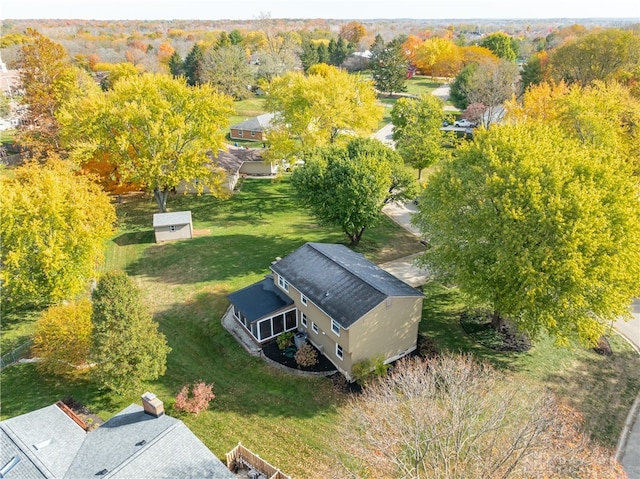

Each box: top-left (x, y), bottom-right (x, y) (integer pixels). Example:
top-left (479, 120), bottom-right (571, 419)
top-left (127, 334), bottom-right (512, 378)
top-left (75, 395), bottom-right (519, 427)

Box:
top-left (141, 392), bottom-right (164, 418)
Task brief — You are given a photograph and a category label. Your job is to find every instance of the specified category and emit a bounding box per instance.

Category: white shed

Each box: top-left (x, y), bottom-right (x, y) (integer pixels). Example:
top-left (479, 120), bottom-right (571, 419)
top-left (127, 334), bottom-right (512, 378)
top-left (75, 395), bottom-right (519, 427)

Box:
top-left (153, 211), bottom-right (193, 243)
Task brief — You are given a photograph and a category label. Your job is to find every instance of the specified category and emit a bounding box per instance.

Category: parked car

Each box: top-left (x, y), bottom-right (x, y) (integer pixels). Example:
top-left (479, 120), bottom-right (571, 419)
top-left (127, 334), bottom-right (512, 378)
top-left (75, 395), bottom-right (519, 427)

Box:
top-left (454, 119), bottom-right (475, 128)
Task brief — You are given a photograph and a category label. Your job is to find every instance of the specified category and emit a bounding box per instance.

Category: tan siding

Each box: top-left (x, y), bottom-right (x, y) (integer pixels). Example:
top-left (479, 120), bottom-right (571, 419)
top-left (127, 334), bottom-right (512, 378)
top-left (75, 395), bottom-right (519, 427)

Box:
top-left (154, 223), bottom-right (192, 242)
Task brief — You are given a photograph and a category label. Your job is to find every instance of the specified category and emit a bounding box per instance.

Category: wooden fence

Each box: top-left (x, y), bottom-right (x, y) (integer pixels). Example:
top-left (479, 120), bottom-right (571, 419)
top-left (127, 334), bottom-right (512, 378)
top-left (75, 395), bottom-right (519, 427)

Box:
top-left (226, 443), bottom-right (290, 479)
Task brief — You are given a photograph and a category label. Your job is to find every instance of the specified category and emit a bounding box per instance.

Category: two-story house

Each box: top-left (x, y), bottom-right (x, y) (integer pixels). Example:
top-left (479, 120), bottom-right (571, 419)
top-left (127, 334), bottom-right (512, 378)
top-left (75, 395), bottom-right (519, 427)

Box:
top-left (227, 242), bottom-right (424, 381)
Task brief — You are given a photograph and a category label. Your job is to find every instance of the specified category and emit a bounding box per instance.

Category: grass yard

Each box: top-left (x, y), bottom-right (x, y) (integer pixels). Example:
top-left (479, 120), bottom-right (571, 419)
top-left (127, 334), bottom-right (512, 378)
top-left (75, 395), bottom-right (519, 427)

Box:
top-left (1, 176), bottom-right (638, 474)
top-left (405, 75), bottom-right (443, 97)
top-left (420, 281), bottom-right (640, 449)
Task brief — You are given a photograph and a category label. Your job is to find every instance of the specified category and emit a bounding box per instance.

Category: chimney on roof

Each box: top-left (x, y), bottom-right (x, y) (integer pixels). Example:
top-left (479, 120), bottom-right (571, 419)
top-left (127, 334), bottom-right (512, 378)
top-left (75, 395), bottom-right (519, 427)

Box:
top-left (141, 392), bottom-right (164, 418)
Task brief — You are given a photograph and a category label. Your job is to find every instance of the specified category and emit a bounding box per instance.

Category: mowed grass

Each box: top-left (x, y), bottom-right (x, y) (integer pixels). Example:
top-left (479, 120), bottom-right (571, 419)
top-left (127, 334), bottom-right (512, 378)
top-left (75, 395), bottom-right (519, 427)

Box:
top-left (0, 177), bottom-right (422, 477)
top-left (2, 176), bottom-right (638, 472)
top-left (420, 281), bottom-right (640, 449)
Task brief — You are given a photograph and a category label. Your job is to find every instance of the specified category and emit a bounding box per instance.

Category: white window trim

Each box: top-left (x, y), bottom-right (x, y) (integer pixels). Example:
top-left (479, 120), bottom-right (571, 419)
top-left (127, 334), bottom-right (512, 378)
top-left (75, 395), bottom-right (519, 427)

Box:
top-left (277, 275), bottom-right (289, 292)
top-left (301, 294), bottom-right (308, 306)
top-left (331, 319), bottom-right (340, 336)
top-left (301, 313), bottom-right (307, 327)
top-left (312, 322), bottom-right (318, 334)
top-left (336, 343), bottom-right (343, 360)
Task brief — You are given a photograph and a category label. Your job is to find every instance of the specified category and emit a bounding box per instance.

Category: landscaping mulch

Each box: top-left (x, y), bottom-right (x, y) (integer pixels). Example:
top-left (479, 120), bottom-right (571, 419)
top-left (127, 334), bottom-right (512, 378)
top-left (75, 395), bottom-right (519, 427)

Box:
top-left (261, 340), bottom-right (337, 372)
top-left (460, 309), bottom-right (531, 353)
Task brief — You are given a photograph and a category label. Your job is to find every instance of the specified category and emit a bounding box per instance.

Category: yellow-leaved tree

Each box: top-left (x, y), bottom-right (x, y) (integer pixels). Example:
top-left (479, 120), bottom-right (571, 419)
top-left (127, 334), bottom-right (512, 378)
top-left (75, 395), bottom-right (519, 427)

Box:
top-left (0, 158), bottom-right (115, 310)
top-left (59, 73), bottom-right (234, 212)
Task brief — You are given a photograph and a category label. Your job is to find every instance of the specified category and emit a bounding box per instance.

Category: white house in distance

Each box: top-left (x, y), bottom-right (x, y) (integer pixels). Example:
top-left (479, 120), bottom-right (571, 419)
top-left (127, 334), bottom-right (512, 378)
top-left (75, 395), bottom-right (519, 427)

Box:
top-left (153, 211), bottom-right (193, 243)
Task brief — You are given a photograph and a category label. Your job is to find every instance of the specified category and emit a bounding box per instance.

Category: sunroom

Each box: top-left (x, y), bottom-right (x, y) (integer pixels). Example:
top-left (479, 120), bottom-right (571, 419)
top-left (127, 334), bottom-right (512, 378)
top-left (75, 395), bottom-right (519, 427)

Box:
top-left (227, 277), bottom-right (298, 343)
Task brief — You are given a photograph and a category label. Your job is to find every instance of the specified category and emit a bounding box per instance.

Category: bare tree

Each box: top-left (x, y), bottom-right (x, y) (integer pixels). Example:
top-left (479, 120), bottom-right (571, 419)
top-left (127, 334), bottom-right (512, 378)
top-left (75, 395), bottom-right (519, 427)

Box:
top-left (466, 60), bottom-right (520, 128)
top-left (335, 354), bottom-right (625, 479)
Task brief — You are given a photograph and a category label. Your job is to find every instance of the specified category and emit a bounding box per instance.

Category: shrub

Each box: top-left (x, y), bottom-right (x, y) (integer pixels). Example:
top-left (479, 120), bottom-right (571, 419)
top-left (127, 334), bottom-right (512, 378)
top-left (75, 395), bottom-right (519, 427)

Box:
top-left (277, 331), bottom-right (295, 350)
top-left (174, 381), bottom-right (216, 415)
top-left (351, 355), bottom-right (390, 386)
top-left (294, 341), bottom-right (318, 367)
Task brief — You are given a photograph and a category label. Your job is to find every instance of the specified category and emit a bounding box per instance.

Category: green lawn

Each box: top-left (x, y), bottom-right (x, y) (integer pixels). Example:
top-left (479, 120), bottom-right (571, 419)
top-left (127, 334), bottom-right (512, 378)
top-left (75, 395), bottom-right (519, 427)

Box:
top-left (405, 75), bottom-right (443, 97)
top-left (1, 177), bottom-right (637, 475)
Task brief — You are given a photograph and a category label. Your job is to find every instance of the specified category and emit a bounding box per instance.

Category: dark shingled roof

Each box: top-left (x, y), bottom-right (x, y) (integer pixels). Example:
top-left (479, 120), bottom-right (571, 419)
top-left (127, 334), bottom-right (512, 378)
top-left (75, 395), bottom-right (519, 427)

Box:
top-left (227, 277), bottom-right (294, 323)
top-left (271, 243), bottom-right (423, 329)
top-left (0, 403), bottom-right (235, 479)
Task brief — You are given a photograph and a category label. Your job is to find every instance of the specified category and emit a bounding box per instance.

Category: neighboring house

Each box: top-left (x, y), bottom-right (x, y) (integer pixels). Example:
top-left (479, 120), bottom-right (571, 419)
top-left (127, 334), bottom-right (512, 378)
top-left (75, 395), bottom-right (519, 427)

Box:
top-left (175, 147), bottom-right (276, 194)
top-left (227, 242), bottom-right (424, 381)
top-left (153, 211), bottom-right (192, 243)
top-left (229, 113), bottom-right (274, 142)
top-left (0, 394), bottom-right (236, 479)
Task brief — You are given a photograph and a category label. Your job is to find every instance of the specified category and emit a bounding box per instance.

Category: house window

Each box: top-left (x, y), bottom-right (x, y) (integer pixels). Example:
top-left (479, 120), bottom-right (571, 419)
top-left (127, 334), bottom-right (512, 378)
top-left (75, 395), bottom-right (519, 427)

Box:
top-left (301, 294), bottom-right (308, 306)
top-left (301, 313), bottom-right (307, 327)
top-left (277, 275), bottom-right (289, 292)
top-left (169, 225), bottom-right (176, 232)
top-left (312, 322), bottom-right (318, 334)
top-left (336, 344), bottom-right (343, 360)
top-left (331, 320), bottom-right (340, 336)
top-left (237, 129), bottom-right (243, 137)
top-left (251, 131), bottom-right (256, 137)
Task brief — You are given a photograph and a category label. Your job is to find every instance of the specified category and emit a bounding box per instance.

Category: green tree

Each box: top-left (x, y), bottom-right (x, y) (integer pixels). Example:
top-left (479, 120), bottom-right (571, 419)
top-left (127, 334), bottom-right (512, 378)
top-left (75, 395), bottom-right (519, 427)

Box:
top-left (203, 44), bottom-right (253, 100)
top-left (184, 43), bottom-right (205, 86)
top-left (91, 271), bottom-right (171, 394)
top-left (292, 138), bottom-right (416, 246)
top-left (263, 66), bottom-right (382, 158)
top-left (479, 32), bottom-right (517, 61)
top-left (413, 123), bottom-right (640, 345)
top-left (550, 29), bottom-right (640, 87)
top-left (449, 63), bottom-right (477, 110)
top-left (391, 94), bottom-right (453, 179)
top-left (521, 52), bottom-right (548, 90)
top-left (229, 29), bottom-right (243, 45)
top-left (33, 300), bottom-right (93, 377)
top-left (0, 158), bottom-right (115, 310)
top-left (299, 40), bottom-right (320, 72)
top-left (59, 73), bottom-right (234, 212)
top-left (168, 51), bottom-right (184, 78)
top-left (370, 35), bottom-right (408, 96)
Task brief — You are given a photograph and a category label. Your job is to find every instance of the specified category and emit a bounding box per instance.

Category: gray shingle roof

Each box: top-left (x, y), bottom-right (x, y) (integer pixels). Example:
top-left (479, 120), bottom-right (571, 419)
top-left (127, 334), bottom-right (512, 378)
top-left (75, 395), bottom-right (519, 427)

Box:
top-left (0, 403), bottom-right (234, 479)
top-left (271, 243), bottom-right (423, 328)
top-left (230, 113), bottom-right (274, 132)
top-left (210, 148), bottom-right (265, 174)
top-left (227, 277), bottom-right (294, 323)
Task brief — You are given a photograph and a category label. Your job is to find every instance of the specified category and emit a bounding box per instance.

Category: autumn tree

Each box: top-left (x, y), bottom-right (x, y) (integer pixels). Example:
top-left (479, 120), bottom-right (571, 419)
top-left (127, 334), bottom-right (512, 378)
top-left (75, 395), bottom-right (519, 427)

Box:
top-left (413, 123), bottom-right (640, 345)
top-left (391, 94), bottom-right (453, 179)
top-left (479, 32), bottom-right (518, 61)
top-left (337, 354), bottom-right (626, 478)
top-left (465, 59), bottom-right (521, 127)
top-left (0, 158), bottom-right (115, 310)
top-left (549, 29), bottom-right (640, 87)
top-left (33, 300), bottom-right (93, 377)
top-left (521, 51), bottom-right (549, 89)
top-left (90, 271), bottom-right (171, 395)
top-left (203, 44), bottom-right (254, 100)
top-left (292, 138), bottom-right (416, 246)
top-left (339, 21), bottom-right (366, 45)
top-left (59, 73), bottom-right (234, 212)
top-left (262, 66), bottom-right (382, 159)
top-left (370, 35), bottom-right (408, 96)
top-left (16, 29), bottom-right (99, 157)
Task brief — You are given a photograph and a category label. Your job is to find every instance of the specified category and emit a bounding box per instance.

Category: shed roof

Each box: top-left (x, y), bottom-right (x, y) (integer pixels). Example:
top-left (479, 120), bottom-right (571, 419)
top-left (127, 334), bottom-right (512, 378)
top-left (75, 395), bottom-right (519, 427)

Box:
top-left (227, 277), bottom-right (294, 323)
top-left (270, 243), bottom-right (423, 329)
top-left (152, 211), bottom-right (192, 228)
top-left (230, 113), bottom-right (274, 132)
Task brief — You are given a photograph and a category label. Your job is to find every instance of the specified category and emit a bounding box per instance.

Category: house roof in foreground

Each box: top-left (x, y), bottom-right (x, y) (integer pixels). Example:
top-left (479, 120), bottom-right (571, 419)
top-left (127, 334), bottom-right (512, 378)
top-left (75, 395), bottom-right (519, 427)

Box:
top-left (227, 277), bottom-right (294, 323)
top-left (230, 113), bottom-right (274, 132)
top-left (0, 403), bottom-right (234, 479)
top-left (152, 211), bottom-right (192, 228)
top-left (271, 243), bottom-right (423, 329)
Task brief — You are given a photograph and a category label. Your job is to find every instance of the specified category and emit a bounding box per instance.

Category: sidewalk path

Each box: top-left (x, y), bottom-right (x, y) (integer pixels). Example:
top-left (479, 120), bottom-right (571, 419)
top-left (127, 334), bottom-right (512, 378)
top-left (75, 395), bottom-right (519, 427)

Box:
top-left (381, 201), bottom-right (640, 477)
